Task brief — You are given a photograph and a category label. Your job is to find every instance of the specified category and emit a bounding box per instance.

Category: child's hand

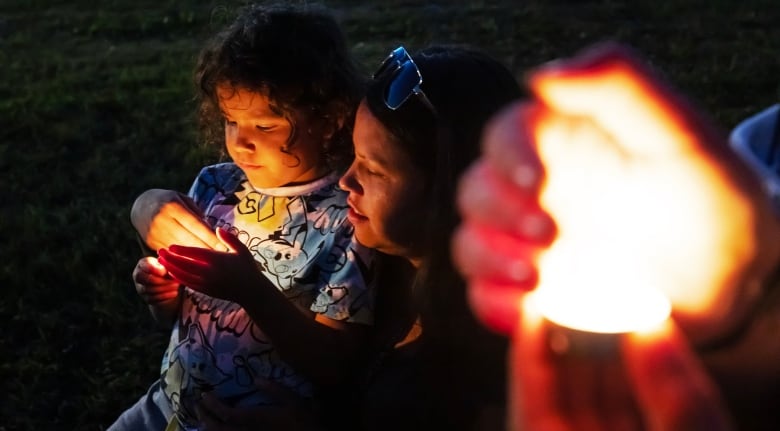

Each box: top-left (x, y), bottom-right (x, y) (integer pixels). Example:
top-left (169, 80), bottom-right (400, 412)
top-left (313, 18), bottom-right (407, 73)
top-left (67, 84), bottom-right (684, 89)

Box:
top-left (157, 228), bottom-right (260, 305)
top-left (132, 256), bottom-right (180, 305)
top-left (131, 188), bottom-right (224, 252)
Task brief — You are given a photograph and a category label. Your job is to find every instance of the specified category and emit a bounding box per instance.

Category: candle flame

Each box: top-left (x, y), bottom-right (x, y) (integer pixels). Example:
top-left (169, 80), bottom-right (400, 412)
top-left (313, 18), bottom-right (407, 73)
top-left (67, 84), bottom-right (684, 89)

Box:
top-left (527, 58), bottom-right (755, 333)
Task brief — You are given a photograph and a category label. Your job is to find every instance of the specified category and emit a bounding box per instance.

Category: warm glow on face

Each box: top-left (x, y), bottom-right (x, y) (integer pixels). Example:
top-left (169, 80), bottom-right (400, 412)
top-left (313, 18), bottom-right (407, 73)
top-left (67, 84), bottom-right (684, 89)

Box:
top-left (527, 61), bottom-right (755, 333)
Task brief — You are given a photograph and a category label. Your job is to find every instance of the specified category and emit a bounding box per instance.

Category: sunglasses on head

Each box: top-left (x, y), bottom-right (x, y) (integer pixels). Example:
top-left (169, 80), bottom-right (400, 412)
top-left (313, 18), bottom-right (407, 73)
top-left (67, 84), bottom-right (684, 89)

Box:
top-left (373, 46), bottom-right (437, 113)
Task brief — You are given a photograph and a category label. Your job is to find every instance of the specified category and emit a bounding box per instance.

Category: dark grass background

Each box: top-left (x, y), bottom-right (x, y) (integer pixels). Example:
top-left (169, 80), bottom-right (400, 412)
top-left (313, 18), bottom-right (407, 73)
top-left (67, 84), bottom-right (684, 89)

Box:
top-left (2, 1), bottom-right (779, 429)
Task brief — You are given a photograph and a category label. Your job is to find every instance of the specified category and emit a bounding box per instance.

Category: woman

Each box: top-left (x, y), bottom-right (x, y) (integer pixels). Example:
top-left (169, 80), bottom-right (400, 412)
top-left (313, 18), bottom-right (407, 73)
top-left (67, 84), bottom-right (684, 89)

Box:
top-left (339, 45), bottom-right (524, 430)
top-left (131, 44), bottom-right (524, 430)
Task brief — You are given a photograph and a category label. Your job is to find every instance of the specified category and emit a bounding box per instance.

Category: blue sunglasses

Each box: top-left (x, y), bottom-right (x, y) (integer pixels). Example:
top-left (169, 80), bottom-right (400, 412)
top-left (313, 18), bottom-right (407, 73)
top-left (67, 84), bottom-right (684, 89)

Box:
top-left (373, 46), bottom-right (437, 113)
top-left (730, 104), bottom-right (780, 212)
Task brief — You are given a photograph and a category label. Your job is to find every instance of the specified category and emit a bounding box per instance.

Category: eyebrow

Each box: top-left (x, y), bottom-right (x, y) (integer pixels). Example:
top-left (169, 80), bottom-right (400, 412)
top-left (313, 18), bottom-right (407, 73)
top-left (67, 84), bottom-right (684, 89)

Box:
top-left (357, 150), bottom-right (395, 171)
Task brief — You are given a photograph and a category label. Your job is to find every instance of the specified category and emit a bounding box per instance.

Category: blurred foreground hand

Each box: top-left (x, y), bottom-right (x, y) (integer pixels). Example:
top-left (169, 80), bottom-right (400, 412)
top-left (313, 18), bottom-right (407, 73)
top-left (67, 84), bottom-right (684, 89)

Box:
top-left (454, 42), bottom-right (780, 346)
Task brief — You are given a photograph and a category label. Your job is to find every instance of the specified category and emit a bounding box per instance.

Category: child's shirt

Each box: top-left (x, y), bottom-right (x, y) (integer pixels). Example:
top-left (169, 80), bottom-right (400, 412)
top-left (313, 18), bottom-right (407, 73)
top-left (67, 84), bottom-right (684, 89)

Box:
top-left (159, 162), bottom-right (375, 428)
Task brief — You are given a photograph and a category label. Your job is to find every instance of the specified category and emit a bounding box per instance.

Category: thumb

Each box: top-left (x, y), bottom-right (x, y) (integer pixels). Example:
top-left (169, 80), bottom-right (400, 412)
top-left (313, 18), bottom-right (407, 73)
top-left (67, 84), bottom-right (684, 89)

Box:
top-left (216, 227), bottom-right (250, 256)
top-left (144, 256), bottom-right (169, 277)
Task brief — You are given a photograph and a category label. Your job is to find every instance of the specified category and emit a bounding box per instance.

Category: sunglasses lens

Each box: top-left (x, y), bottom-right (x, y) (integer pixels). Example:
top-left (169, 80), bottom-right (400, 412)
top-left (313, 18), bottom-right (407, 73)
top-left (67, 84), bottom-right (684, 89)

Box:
top-left (385, 63), bottom-right (420, 109)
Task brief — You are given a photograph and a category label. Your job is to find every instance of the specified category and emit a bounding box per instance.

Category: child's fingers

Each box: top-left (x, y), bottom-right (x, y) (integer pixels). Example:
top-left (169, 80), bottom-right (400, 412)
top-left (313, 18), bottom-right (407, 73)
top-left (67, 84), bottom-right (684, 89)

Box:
top-left (136, 256), bottom-right (168, 277)
top-left (157, 196), bottom-right (223, 250)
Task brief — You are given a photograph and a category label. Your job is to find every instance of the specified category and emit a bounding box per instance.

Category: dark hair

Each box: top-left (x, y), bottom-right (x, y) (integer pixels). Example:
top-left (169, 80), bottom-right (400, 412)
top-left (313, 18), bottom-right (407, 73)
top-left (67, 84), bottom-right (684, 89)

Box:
top-left (365, 45), bottom-right (524, 427)
top-left (194, 3), bottom-right (363, 171)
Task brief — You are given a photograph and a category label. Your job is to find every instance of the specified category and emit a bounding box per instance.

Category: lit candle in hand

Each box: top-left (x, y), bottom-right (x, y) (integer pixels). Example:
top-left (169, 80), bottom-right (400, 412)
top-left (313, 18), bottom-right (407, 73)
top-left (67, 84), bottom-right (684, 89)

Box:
top-left (524, 44), bottom-right (757, 337)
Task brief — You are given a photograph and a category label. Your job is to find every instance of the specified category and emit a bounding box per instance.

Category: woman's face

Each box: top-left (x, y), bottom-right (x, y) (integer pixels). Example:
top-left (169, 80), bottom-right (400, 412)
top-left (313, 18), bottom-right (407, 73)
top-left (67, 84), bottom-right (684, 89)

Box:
top-left (340, 101), bottom-right (427, 263)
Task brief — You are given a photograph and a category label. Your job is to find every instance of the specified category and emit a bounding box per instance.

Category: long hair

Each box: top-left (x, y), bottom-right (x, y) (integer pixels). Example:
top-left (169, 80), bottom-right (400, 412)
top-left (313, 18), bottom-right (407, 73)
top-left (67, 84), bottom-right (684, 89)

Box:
top-left (194, 3), bottom-right (364, 171)
top-left (365, 45), bottom-right (524, 428)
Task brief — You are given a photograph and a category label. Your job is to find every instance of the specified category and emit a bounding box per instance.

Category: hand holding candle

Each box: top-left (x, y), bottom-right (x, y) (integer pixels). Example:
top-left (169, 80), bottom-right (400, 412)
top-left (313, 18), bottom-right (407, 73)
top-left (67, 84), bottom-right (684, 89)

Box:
top-left (131, 188), bottom-right (225, 252)
top-left (132, 256), bottom-right (180, 305)
top-left (158, 227), bottom-right (260, 305)
top-left (454, 42), bottom-right (780, 345)
top-left (512, 296), bottom-right (733, 431)
top-left (453, 41), bottom-right (780, 430)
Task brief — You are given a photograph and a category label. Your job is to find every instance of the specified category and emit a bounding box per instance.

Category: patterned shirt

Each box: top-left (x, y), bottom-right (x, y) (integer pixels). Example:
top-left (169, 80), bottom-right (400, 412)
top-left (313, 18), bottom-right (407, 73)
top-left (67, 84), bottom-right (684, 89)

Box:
top-left (159, 163), bottom-right (374, 428)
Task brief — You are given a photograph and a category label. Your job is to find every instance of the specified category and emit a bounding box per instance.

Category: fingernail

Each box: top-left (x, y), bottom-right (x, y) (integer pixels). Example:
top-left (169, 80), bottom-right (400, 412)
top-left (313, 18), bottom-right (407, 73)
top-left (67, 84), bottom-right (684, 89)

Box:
top-left (509, 260), bottom-right (532, 282)
top-left (512, 165), bottom-right (538, 188)
top-left (520, 213), bottom-right (549, 238)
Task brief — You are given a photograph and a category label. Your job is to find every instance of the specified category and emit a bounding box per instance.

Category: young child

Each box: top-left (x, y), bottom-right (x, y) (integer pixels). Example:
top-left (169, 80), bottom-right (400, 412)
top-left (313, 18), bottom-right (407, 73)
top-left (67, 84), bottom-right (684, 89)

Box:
top-left (110, 4), bottom-right (373, 430)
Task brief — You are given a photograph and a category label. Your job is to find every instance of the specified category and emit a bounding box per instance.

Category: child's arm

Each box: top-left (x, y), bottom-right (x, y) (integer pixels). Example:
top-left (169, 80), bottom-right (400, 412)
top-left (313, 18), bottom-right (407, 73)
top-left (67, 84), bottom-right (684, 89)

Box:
top-left (132, 256), bottom-right (182, 328)
top-left (157, 229), bottom-right (368, 385)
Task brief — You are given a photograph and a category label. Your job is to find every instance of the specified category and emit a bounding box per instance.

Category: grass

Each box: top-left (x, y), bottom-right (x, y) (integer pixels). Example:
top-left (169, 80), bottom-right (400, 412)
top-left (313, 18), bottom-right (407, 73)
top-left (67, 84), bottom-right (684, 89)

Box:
top-left (1, 0), bottom-right (779, 429)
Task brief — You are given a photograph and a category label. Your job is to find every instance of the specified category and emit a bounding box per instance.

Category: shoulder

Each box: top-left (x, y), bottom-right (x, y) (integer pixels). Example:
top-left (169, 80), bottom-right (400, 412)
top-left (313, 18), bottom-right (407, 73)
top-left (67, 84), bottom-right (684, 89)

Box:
top-left (189, 162), bottom-right (247, 202)
top-left (192, 162), bottom-right (246, 189)
top-left (195, 162), bottom-right (245, 181)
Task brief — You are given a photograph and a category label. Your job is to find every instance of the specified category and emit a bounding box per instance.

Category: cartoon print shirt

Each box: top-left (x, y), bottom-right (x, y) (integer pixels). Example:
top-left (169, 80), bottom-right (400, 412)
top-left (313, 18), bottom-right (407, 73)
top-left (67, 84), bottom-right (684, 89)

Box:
top-left (159, 163), bottom-right (375, 428)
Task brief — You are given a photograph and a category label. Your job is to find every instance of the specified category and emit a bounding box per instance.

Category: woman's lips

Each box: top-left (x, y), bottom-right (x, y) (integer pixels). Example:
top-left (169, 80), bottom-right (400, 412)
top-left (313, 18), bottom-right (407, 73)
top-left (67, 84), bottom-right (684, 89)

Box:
top-left (346, 200), bottom-right (368, 222)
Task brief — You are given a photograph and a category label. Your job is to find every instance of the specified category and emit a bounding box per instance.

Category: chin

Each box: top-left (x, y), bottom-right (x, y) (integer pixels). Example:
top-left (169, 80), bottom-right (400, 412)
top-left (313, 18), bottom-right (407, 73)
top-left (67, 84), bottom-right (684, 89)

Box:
top-left (352, 229), bottom-right (377, 250)
top-left (355, 230), bottom-right (409, 259)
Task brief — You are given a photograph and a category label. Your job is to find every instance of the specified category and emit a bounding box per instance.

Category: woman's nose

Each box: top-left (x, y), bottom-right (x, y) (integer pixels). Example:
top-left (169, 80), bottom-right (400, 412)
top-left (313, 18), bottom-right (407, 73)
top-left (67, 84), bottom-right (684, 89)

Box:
top-left (339, 165), bottom-right (361, 194)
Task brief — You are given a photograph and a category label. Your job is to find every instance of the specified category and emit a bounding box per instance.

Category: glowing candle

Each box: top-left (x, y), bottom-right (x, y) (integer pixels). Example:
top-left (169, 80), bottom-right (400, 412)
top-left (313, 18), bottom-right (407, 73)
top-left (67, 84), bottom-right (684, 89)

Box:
top-left (524, 53), bottom-right (755, 334)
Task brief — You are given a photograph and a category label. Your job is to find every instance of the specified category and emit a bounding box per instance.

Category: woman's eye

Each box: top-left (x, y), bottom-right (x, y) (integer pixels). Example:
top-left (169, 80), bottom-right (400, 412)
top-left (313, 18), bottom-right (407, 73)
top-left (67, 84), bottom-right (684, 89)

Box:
top-left (224, 119), bottom-right (237, 127)
top-left (361, 165), bottom-right (382, 177)
top-left (256, 125), bottom-right (275, 132)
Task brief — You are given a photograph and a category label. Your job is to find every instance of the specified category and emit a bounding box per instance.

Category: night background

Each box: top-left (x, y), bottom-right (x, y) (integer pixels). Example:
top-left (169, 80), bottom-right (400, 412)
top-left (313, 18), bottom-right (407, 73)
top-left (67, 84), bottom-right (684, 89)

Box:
top-left (2, 0), bottom-right (779, 429)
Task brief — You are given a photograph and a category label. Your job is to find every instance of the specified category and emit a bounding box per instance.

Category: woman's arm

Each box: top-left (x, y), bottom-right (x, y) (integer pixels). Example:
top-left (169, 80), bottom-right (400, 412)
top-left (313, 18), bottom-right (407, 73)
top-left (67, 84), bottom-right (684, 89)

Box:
top-left (157, 228), bottom-right (369, 386)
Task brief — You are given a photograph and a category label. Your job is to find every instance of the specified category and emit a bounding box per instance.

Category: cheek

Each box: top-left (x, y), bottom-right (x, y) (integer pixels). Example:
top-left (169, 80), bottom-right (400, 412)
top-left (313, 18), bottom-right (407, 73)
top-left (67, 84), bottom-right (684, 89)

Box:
top-left (377, 182), bottom-right (427, 236)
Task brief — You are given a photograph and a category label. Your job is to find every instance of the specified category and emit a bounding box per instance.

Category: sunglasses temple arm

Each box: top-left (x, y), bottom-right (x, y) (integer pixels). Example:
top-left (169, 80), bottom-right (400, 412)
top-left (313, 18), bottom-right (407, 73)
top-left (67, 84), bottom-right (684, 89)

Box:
top-left (414, 88), bottom-right (438, 115)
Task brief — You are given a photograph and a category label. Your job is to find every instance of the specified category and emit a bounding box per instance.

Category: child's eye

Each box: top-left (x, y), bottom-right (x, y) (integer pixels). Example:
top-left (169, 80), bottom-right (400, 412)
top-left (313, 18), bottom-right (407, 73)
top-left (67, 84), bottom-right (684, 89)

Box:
top-left (224, 119), bottom-right (237, 127)
top-left (256, 125), bottom-right (275, 132)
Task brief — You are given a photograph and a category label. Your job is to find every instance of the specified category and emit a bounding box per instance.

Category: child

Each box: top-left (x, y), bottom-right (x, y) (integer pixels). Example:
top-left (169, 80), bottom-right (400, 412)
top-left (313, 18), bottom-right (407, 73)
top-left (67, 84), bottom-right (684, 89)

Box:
top-left (110, 4), bottom-right (373, 430)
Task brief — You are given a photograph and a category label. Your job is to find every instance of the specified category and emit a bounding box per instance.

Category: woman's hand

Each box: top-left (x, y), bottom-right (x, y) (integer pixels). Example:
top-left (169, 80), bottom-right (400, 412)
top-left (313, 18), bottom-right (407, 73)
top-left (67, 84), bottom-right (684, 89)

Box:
top-left (131, 188), bottom-right (222, 251)
top-left (157, 228), bottom-right (260, 304)
top-left (452, 101), bottom-right (556, 334)
top-left (195, 380), bottom-right (320, 431)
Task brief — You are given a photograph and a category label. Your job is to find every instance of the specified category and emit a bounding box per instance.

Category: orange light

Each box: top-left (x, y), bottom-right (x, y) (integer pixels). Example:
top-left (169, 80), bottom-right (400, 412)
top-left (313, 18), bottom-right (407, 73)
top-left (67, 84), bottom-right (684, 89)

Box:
top-left (526, 59), bottom-right (755, 333)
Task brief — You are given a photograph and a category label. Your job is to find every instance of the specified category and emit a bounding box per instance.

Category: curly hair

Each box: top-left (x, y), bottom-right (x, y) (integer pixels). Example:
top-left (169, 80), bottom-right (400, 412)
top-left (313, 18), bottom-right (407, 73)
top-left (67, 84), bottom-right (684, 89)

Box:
top-left (194, 2), bottom-right (364, 172)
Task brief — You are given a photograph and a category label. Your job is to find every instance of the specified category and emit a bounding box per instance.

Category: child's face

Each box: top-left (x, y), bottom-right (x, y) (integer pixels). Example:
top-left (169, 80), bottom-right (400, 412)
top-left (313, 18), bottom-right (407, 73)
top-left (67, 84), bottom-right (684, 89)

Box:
top-left (218, 85), bottom-right (327, 189)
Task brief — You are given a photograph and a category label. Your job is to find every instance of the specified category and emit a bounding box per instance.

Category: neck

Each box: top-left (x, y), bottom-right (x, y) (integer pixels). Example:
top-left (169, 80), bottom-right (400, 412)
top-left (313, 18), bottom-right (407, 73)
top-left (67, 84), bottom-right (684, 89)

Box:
top-left (285, 164), bottom-right (331, 187)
